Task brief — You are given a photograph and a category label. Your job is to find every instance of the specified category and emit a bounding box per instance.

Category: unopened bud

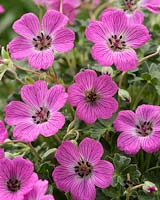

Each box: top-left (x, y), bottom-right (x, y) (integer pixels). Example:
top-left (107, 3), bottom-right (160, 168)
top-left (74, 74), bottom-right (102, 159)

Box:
top-left (101, 67), bottom-right (114, 77)
top-left (118, 88), bottom-right (131, 102)
top-left (143, 181), bottom-right (157, 194)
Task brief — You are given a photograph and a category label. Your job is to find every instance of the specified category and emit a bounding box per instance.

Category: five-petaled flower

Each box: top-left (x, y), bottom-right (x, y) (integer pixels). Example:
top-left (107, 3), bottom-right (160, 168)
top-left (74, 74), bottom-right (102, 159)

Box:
top-left (8, 10), bottom-right (75, 70)
top-left (0, 157), bottom-right (38, 200)
top-left (68, 69), bottom-right (118, 124)
top-left (5, 80), bottom-right (68, 142)
top-left (114, 104), bottom-right (160, 155)
top-left (85, 9), bottom-right (150, 71)
top-left (52, 137), bottom-right (114, 200)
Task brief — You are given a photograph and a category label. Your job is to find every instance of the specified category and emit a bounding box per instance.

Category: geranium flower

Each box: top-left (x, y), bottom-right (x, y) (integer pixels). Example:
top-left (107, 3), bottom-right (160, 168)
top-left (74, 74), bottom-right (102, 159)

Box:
top-left (0, 5), bottom-right (5, 14)
top-left (5, 80), bottom-right (68, 142)
top-left (68, 69), bottom-right (118, 124)
top-left (52, 137), bottom-right (114, 200)
top-left (85, 9), bottom-right (150, 71)
top-left (114, 104), bottom-right (160, 155)
top-left (8, 10), bottom-right (75, 70)
top-left (0, 120), bottom-right (8, 143)
top-left (0, 157), bottom-right (38, 200)
top-left (24, 180), bottom-right (55, 200)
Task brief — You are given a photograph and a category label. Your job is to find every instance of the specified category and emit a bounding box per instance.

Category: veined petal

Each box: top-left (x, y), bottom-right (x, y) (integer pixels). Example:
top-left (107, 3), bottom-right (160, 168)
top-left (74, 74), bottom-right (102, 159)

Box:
top-left (13, 13), bottom-right (41, 38)
top-left (42, 10), bottom-right (68, 35)
top-left (53, 28), bottom-right (75, 52)
top-left (28, 50), bottom-right (54, 70)
top-left (8, 37), bottom-right (33, 60)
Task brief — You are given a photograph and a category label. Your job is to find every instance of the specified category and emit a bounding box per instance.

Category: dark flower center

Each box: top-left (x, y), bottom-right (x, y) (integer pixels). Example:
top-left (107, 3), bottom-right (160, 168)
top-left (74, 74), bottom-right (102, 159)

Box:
top-left (32, 107), bottom-right (50, 124)
top-left (85, 89), bottom-right (100, 103)
top-left (74, 159), bottom-right (93, 178)
top-left (124, 0), bottom-right (137, 11)
top-left (136, 121), bottom-right (153, 137)
top-left (7, 178), bottom-right (21, 192)
top-left (32, 32), bottom-right (52, 51)
top-left (108, 35), bottom-right (126, 51)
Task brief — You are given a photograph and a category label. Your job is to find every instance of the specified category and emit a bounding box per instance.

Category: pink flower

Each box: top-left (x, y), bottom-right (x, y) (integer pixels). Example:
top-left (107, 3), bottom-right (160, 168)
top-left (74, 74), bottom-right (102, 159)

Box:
top-left (0, 149), bottom-right (4, 159)
top-left (5, 80), bottom-right (68, 142)
top-left (139, 0), bottom-right (160, 13)
top-left (114, 104), bottom-right (160, 155)
top-left (52, 137), bottom-right (114, 200)
top-left (0, 120), bottom-right (8, 143)
top-left (0, 157), bottom-right (38, 200)
top-left (0, 5), bottom-right (5, 14)
top-left (8, 10), bottom-right (75, 70)
top-left (85, 9), bottom-right (150, 71)
top-left (68, 69), bottom-right (118, 124)
top-left (46, 0), bottom-right (81, 23)
top-left (24, 180), bottom-right (55, 200)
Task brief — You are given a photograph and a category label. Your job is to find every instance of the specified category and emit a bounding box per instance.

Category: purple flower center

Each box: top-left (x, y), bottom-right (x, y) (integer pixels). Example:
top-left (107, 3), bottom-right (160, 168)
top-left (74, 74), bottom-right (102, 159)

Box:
top-left (7, 177), bottom-right (21, 192)
top-left (108, 35), bottom-right (126, 51)
top-left (74, 159), bottom-right (93, 178)
top-left (136, 121), bottom-right (153, 137)
top-left (32, 107), bottom-right (50, 124)
top-left (32, 32), bottom-right (52, 51)
top-left (85, 89), bottom-right (100, 103)
top-left (124, 0), bottom-right (136, 11)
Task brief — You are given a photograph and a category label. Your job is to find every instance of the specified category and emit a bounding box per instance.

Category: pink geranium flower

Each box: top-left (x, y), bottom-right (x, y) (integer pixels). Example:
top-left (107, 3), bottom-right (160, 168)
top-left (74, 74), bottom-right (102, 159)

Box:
top-left (0, 120), bottom-right (8, 143)
top-left (114, 104), bottom-right (160, 155)
top-left (8, 10), bottom-right (75, 70)
top-left (0, 157), bottom-right (38, 200)
top-left (68, 69), bottom-right (118, 124)
top-left (24, 180), bottom-right (55, 200)
top-left (46, 0), bottom-right (81, 23)
top-left (0, 5), bottom-right (5, 14)
top-left (85, 9), bottom-right (150, 71)
top-left (52, 137), bottom-right (114, 200)
top-left (5, 80), bottom-right (68, 142)
top-left (139, 0), bottom-right (160, 13)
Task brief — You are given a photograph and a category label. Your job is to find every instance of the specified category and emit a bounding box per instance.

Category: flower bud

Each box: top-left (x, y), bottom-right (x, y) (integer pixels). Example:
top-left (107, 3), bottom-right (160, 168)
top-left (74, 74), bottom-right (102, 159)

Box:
top-left (143, 181), bottom-right (157, 194)
top-left (101, 67), bottom-right (114, 77)
top-left (118, 88), bottom-right (131, 102)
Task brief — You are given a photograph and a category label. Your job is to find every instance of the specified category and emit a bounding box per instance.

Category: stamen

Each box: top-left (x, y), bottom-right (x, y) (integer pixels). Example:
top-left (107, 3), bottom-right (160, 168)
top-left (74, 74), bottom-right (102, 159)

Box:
top-left (33, 33), bottom-right (52, 51)
top-left (32, 107), bottom-right (50, 124)
top-left (74, 159), bottom-right (93, 178)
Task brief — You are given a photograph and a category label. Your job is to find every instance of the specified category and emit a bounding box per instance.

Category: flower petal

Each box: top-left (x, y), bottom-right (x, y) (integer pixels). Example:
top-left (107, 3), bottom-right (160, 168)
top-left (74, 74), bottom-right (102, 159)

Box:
top-left (55, 141), bottom-right (79, 166)
top-left (5, 101), bottom-right (31, 125)
top-left (92, 43), bottom-right (114, 66)
top-left (0, 121), bottom-right (8, 143)
top-left (42, 10), bottom-right (68, 35)
top-left (28, 50), bottom-right (54, 70)
top-left (21, 80), bottom-right (48, 109)
top-left (93, 160), bottom-right (114, 188)
top-left (78, 138), bottom-right (103, 164)
top-left (8, 37), bottom-right (33, 60)
top-left (113, 49), bottom-right (138, 71)
top-left (53, 28), bottom-right (75, 52)
top-left (13, 13), bottom-right (41, 38)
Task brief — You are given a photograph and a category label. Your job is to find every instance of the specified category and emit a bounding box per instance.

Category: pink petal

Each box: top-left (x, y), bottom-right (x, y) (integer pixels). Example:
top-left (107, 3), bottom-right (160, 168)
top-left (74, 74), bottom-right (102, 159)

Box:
top-left (127, 10), bottom-right (144, 24)
top-left (13, 13), bottom-right (41, 38)
top-left (113, 49), bottom-right (138, 71)
top-left (21, 81), bottom-right (48, 109)
top-left (0, 121), bottom-right (8, 143)
top-left (100, 9), bottom-right (128, 35)
top-left (45, 84), bottom-right (68, 111)
top-left (28, 50), bottom-right (54, 70)
top-left (93, 160), bottom-right (114, 188)
top-left (125, 24), bottom-right (151, 49)
top-left (40, 112), bottom-right (65, 137)
top-left (41, 195), bottom-right (55, 200)
top-left (42, 10), bottom-right (68, 35)
top-left (71, 179), bottom-right (96, 200)
top-left (114, 110), bottom-right (136, 132)
top-left (13, 122), bottom-right (40, 142)
top-left (55, 140), bottom-right (79, 166)
top-left (0, 148), bottom-right (4, 159)
top-left (94, 74), bottom-right (118, 96)
top-left (68, 83), bottom-right (85, 107)
top-left (92, 43), bottom-right (114, 66)
top-left (85, 20), bottom-right (109, 43)
top-left (0, 5), bottom-right (5, 14)
top-left (75, 69), bottom-right (97, 89)
top-left (76, 101), bottom-right (97, 124)
top-left (117, 132), bottom-right (141, 155)
top-left (8, 37), bottom-right (33, 60)
top-left (5, 101), bottom-right (31, 125)
top-left (52, 166), bottom-right (75, 192)
top-left (53, 28), bottom-right (75, 52)
top-left (78, 138), bottom-right (103, 164)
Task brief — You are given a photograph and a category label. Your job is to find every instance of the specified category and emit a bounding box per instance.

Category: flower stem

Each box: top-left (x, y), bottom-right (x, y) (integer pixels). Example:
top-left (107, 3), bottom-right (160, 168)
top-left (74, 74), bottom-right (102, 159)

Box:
top-left (27, 143), bottom-right (42, 161)
top-left (53, 135), bottom-right (61, 144)
top-left (60, 0), bottom-right (63, 13)
top-left (65, 53), bottom-right (75, 76)
top-left (132, 82), bottom-right (148, 110)
top-left (138, 51), bottom-right (159, 65)
top-left (119, 71), bottom-right (127, 88)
